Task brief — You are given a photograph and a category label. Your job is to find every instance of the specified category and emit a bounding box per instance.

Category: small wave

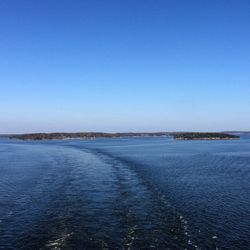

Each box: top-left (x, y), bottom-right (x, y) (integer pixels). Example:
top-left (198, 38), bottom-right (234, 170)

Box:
top-left (93, 150), bottom-right (200, 249)
top-left (44, 232), bottom-right (74, 249)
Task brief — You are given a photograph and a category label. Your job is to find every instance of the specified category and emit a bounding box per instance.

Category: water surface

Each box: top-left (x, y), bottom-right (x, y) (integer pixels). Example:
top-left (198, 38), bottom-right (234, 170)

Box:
top-left (0, 137), bottom-right (249, 249)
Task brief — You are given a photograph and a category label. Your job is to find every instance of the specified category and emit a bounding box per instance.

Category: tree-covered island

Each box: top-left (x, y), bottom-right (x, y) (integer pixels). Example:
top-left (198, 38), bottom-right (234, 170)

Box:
top-left (9, 132), bottom-right (169, 140)
top-left (172, 132), bottom-right (240, 140)
top-left (8, 132), bottom-right (240, 141)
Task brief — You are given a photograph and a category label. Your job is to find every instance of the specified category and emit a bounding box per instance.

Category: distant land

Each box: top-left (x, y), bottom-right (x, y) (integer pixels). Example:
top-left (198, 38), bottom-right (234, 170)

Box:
top-left (172, 132), bottom-right (240, 140)
top-left (8, 132), bottom-right (169, 140)
top-left (7, 132), bottom-right (241, 140)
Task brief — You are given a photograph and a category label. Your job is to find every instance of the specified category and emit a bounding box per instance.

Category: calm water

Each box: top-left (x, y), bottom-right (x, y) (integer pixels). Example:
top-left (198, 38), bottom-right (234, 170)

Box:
top-left (0, 137), bottom-right (249, 249)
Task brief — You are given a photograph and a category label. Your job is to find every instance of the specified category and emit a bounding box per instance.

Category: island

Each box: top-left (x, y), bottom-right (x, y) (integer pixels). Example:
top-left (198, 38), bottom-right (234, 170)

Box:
top-left (9, 132), bottom-right (169, 140)
top-left (7, 132), bottom-right (240, 141)
top-left (172, 132), bottom-right (240, 140)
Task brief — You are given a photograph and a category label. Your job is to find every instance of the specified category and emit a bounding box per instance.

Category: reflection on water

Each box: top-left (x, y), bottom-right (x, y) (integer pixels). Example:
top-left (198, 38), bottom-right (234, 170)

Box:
top-left (0, 137), bottom-right (249, 249)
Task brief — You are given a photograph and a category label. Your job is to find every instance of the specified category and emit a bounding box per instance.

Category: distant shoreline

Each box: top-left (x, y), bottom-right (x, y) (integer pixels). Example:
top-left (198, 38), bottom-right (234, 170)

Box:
top-left (8, 132), bottom-right (170, 141)
top-left (173, 132), bottom-right (240, 140)
top-left (175, 138), bottom-right (239, 141)
top-left (7, 132), bottom-right (240, 141)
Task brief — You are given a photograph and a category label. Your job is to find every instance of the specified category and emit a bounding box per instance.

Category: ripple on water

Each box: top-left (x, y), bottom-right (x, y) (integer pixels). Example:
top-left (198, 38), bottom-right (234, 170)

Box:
top-left (0, 143), bottom-right (197, 249)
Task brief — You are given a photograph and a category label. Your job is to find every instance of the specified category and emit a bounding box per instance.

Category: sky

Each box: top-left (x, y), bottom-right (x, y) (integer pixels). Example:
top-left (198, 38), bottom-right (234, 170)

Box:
top-left (0, 0), bottom-right (250, 133)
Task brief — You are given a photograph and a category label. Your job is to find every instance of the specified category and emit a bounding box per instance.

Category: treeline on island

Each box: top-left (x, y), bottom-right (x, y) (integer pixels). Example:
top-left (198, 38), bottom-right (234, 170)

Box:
top-left (172, 132), bottom-right (240, 140)
top-left (9, 132), bottom-right (169, 140)
top-left (8, 132), bottom-right (240, 140)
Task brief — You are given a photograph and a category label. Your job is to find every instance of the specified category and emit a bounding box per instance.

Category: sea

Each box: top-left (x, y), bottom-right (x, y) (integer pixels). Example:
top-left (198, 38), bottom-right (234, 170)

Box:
top-left (0, 135), bottom-right (249, 249)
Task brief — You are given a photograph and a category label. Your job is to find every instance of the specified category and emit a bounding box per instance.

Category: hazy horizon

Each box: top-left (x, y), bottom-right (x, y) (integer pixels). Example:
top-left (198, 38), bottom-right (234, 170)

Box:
top-left (1, 0), bottom-right (250, 134)
top-left (1, 129), bottom-right (250, 136)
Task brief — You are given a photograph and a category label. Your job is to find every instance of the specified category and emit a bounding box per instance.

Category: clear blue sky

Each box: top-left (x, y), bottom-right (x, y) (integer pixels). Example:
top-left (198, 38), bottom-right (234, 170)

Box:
top-left (0, 0), bottom-right (250, 133)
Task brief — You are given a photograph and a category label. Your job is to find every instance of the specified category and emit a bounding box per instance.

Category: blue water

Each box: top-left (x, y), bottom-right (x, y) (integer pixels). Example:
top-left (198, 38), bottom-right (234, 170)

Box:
top-left (0, 137), bottom-right (249, 249)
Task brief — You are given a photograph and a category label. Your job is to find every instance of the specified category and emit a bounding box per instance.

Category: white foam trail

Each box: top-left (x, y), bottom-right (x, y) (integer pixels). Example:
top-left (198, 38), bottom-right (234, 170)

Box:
top-left (44, 232), bottom-right (73, 249)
